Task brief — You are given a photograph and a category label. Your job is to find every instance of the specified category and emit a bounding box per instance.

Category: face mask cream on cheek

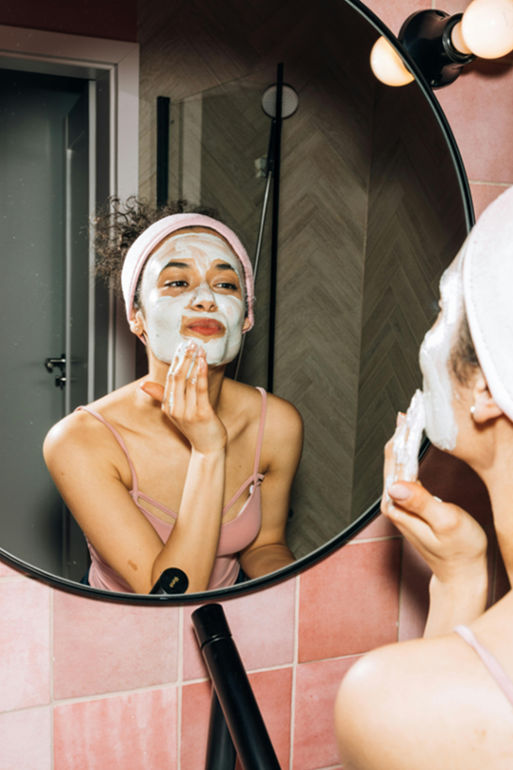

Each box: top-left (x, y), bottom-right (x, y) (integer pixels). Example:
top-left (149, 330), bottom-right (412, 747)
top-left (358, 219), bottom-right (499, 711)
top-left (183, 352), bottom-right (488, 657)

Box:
top-left (418, 260), bottom-right (464, 451)
top-left (139, 232), bottom-right (246, 365)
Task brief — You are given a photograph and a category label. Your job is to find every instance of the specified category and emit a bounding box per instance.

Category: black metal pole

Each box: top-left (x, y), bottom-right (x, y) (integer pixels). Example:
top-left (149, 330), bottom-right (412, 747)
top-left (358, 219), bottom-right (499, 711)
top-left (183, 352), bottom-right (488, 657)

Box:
top-left (192, 604), bottom-right (281, 770)
top-left (156, 96), bottom-right (170, 207)
top-left (205, 690), bottom-right (237, 770)
top-left (267, 63), bottom-right (284, 394)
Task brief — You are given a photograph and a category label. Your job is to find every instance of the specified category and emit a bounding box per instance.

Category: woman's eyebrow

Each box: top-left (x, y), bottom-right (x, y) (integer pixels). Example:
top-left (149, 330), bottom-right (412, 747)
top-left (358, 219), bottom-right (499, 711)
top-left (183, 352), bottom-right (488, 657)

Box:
top-left (162, 260), bottom-right (191, 270)
top-left (214, 263), bottom-right (238, 272)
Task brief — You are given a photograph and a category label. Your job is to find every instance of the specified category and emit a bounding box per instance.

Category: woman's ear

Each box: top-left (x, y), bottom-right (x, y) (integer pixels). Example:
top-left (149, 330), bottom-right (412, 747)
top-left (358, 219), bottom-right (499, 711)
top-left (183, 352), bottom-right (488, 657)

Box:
top-left (471, 371), bottom-right (504, 423)
top-left (129, 310), bottom-right (145, 338)
top-left (242, 316), bottom-right (252, 333)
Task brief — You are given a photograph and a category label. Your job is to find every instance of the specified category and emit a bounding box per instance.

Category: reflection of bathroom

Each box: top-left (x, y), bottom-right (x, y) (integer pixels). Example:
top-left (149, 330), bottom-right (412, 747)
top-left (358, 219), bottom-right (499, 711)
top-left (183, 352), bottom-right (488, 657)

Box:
top-left (137, 0), bottom-right (465, 562)
top-left (0, 1), bottom-right (511, 769)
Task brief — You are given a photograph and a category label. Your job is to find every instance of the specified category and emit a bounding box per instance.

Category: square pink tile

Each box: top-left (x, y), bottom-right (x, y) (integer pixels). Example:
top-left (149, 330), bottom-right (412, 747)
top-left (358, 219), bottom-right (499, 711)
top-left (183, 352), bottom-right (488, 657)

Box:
top-left (54, 688), bottom-right (177, 770)
top-left (293, 657), bottom-right (358, 770)
top-left (353, 512), bottom-right (399, 540)
top-left (437, 59), bottom-right (513, 184)
top-left (365, 0), bottom-right (431, 36)
top-left (182, 668), bottom-right (292, 769)
top-left (470, 183), bottom-right (511, 219)
top-left (0, 706), bottom-right (51, 770)
top-left (0, 579), bottom-right (50, 712)
top-left (183, 578), bottom-right (296, 680)
top-left (53, 590), bottom-right (180, 699)
top-left (0, 558), bottom-right (23, 578)
top-left (181, 680), bottom-right (212, 769)
top-left (298, 540), bottom-right (401, 661)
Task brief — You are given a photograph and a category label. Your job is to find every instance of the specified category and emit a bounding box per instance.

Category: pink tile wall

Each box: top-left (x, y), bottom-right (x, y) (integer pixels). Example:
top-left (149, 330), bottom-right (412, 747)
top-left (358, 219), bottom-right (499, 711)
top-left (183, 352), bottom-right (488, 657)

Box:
top-left (1, 2), bottom-right (510, 768)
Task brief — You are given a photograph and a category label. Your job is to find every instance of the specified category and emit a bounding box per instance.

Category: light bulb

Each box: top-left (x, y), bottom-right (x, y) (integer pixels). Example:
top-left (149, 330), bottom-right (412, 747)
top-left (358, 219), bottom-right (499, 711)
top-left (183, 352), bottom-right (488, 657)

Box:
top-left (370, 37), bottom-right (415, 87)
top-left (461, 0), bottom-right (513, 58)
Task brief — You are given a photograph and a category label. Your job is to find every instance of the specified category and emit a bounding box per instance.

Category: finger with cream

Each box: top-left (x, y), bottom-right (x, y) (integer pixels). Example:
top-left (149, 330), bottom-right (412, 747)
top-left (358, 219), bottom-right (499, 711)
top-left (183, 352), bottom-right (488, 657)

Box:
top-left (391, 389), bottom-right (426, 484)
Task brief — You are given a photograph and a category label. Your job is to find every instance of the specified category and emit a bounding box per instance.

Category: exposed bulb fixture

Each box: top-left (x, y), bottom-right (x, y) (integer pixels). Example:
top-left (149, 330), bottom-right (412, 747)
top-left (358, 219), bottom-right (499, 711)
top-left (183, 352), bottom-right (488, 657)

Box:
top-left (461, 0), bottom-right (513, 58)
top-left (371, 0), bottom-right (513, 89)
top-left (370, 37), bottom-right (414, 86)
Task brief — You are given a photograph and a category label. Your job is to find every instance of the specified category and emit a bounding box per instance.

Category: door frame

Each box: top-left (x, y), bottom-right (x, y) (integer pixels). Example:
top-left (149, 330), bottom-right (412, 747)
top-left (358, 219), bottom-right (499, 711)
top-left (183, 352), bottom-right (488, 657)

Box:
top-left (0, 24), bottom-right (139, 389)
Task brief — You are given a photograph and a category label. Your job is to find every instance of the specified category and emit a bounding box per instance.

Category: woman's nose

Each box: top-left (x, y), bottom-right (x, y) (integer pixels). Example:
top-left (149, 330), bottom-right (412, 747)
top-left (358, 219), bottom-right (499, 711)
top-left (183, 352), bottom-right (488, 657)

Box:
top-left (190, 283), bottom-right (217, 312)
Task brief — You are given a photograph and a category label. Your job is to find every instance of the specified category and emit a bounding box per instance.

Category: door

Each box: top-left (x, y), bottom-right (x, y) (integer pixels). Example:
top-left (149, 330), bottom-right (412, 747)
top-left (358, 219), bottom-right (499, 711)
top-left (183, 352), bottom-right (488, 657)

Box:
top-left (0, 69), bottom-right (100, 579)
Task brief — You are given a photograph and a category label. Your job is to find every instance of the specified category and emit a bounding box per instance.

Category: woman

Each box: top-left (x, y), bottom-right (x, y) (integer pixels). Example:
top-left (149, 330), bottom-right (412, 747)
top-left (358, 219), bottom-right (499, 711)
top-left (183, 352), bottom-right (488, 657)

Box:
top-left (44, 202), bottom-right (303, 594)
top-left (335, 186), bottom-right (513, 768)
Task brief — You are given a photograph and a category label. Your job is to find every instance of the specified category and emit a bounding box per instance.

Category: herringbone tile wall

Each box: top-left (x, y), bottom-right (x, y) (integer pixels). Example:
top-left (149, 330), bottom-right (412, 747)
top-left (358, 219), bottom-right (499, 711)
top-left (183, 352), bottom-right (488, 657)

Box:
top-left (138, 0), bottom-right (468, 561)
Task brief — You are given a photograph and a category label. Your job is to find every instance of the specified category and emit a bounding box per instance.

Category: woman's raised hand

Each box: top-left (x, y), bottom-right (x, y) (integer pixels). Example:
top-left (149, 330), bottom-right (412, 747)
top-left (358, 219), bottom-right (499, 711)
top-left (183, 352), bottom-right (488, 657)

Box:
top-left (141, 342), bottom-right (227, 454)
top-left (381, 416), bottom-right (487, 586)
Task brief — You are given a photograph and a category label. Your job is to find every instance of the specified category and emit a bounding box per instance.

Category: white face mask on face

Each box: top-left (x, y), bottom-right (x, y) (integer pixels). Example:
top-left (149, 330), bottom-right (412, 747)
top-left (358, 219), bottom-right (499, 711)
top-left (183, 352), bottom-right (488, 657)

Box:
top-left (418, 255), bottom-right (464, 451)
top-left (139, 231), bottom-right (246, 366)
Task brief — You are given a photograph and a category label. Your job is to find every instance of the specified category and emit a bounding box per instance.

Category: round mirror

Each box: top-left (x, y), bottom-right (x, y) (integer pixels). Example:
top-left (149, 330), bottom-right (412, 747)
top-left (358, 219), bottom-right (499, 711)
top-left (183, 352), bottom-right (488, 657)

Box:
top-left (0, 0), bottom-right (472, 602)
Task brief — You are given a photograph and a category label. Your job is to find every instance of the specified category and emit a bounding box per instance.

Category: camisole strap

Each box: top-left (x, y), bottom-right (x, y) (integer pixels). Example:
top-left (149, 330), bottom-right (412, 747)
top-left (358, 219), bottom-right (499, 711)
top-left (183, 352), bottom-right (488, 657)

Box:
top-left (221, 387), bottom-right (267, 513)
top-left (454, 625), bottom-right (513, 707)
top-left (253, 386), bottom-right (267, 476)
top-left (75, 406), bottom-right (139, 494)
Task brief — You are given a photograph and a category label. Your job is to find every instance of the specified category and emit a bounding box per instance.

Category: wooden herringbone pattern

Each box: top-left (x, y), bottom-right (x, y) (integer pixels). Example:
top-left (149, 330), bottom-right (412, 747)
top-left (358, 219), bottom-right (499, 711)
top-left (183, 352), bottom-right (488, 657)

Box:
top-left (137, 0), bottom-right (469, 564)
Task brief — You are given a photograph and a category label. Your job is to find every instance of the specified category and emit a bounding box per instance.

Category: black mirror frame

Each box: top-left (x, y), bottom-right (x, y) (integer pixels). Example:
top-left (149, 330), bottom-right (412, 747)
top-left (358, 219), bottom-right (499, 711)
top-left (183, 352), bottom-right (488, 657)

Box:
top-left (0, 0), bottom-right (474, 605)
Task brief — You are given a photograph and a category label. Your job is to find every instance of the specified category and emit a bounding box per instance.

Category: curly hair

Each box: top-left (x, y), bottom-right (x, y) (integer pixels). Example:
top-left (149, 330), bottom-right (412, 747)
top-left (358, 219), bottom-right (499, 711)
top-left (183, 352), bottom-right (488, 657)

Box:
top-left (94, 196), bottom-right (221, 305)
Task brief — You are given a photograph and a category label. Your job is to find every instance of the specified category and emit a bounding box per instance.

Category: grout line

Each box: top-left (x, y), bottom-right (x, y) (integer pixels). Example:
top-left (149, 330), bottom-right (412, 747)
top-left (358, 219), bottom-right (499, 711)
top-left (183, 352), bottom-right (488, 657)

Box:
top-left (469, 180), bottom-right (511, 187)
top-left (346, 534), bottom-right (402, 545)
top-left (177, 605), bottom-right (184, 770)
top-left (40, 682), bottom-right (180, 709)
top-left (289, 575), bottom-right (300, 770)
top-left (49, 586), bottom-right (54, 770)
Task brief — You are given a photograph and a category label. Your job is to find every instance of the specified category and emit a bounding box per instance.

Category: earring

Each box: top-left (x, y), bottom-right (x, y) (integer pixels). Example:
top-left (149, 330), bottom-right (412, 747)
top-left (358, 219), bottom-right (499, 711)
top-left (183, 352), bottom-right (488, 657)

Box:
top-left (470, 405), bottom-right (476, 419)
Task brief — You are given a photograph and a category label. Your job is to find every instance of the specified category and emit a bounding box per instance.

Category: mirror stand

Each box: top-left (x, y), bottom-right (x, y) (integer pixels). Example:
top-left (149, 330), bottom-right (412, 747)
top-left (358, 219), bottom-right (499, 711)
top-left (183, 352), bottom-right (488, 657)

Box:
top-left (192, 603), bottom-right (280, 769)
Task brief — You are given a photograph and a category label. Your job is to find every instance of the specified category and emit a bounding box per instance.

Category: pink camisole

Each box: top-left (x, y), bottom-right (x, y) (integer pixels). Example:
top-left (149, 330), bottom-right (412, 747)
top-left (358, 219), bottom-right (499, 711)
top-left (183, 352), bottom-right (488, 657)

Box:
top-left (76, 387), bottom-right (267, 593)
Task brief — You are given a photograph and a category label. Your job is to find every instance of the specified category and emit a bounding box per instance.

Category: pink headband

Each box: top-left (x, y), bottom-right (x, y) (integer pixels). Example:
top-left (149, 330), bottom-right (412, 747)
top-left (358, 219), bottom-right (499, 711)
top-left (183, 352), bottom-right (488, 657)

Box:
top-left (121, 213), bottom-right (255, 331)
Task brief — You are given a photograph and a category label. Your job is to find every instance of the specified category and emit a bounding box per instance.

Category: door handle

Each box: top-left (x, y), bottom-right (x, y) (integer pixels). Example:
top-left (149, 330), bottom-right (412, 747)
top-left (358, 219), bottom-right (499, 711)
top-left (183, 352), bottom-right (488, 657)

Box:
top-left (44, 354), bottom-right (66, 373)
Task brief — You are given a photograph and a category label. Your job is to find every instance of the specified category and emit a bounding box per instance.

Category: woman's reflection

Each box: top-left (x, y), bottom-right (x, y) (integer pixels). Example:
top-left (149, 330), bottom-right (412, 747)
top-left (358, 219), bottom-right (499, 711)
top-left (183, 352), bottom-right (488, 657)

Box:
top-left (43, 201), bottom-right (302, 594)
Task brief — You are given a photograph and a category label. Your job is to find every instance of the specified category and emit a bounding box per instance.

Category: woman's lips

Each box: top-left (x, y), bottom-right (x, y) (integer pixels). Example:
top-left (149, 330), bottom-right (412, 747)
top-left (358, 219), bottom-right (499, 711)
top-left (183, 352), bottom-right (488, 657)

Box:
top-left (182, 318), bottom-right (226, 338)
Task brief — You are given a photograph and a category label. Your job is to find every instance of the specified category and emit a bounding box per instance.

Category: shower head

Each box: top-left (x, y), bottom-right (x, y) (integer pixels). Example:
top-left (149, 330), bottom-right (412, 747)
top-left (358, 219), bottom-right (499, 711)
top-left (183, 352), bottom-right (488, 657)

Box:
top-left (261, 83), bottom-right (299, 119)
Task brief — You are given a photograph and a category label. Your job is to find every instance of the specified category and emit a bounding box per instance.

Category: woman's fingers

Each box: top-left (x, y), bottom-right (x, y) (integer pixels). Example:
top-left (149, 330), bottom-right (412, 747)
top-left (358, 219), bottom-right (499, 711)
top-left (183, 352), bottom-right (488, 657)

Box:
top-left (194, 351), bottom-right (210, 411)
top-left (381, 412), bottom-right (406, 515)
top-left (166, 342), bottom-right (197, 415)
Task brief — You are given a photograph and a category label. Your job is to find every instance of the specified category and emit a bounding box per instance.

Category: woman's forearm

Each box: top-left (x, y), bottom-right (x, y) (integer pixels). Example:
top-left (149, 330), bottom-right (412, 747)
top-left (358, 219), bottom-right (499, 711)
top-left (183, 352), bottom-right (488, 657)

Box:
top-left (151, 447), bottom-right (226, 592)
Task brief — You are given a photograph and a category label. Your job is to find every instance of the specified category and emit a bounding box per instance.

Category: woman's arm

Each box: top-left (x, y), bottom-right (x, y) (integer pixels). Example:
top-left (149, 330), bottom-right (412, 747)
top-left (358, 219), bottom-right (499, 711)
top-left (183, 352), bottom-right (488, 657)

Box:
top-left (239, 396), bottom-right (303, 578)
top-left (44, 347), bottom-right (228, 594)
top-left (142, 347), bottom-right (228, 591)
top-left (381, 425), bottom-right (488, 636)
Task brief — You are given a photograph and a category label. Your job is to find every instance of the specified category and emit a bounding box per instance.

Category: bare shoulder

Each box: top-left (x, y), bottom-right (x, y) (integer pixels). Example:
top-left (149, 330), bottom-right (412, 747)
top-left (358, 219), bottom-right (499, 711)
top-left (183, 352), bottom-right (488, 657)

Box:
top-left (265, 390), bottom-right (303, 426)
top-left (43, 384), bottom-right (137, 477)
top-left (224, 380), bottom-right (303, 438)
top-left (335, 633), bottom-right (513, 770)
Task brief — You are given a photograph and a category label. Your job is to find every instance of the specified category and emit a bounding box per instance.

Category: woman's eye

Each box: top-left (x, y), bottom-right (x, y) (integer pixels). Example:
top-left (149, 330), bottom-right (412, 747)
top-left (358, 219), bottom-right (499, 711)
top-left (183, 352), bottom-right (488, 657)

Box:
top-left (163, 280), bottom-right (188, 288)
top-left (214, 281), bottom-right (238, 291)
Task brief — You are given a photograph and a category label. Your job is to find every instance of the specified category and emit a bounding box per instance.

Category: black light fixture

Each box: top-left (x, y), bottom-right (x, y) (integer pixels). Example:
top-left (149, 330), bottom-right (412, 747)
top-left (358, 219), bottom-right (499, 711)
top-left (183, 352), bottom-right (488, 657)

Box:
top-left (371, 0), bottom-right (513, 89)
